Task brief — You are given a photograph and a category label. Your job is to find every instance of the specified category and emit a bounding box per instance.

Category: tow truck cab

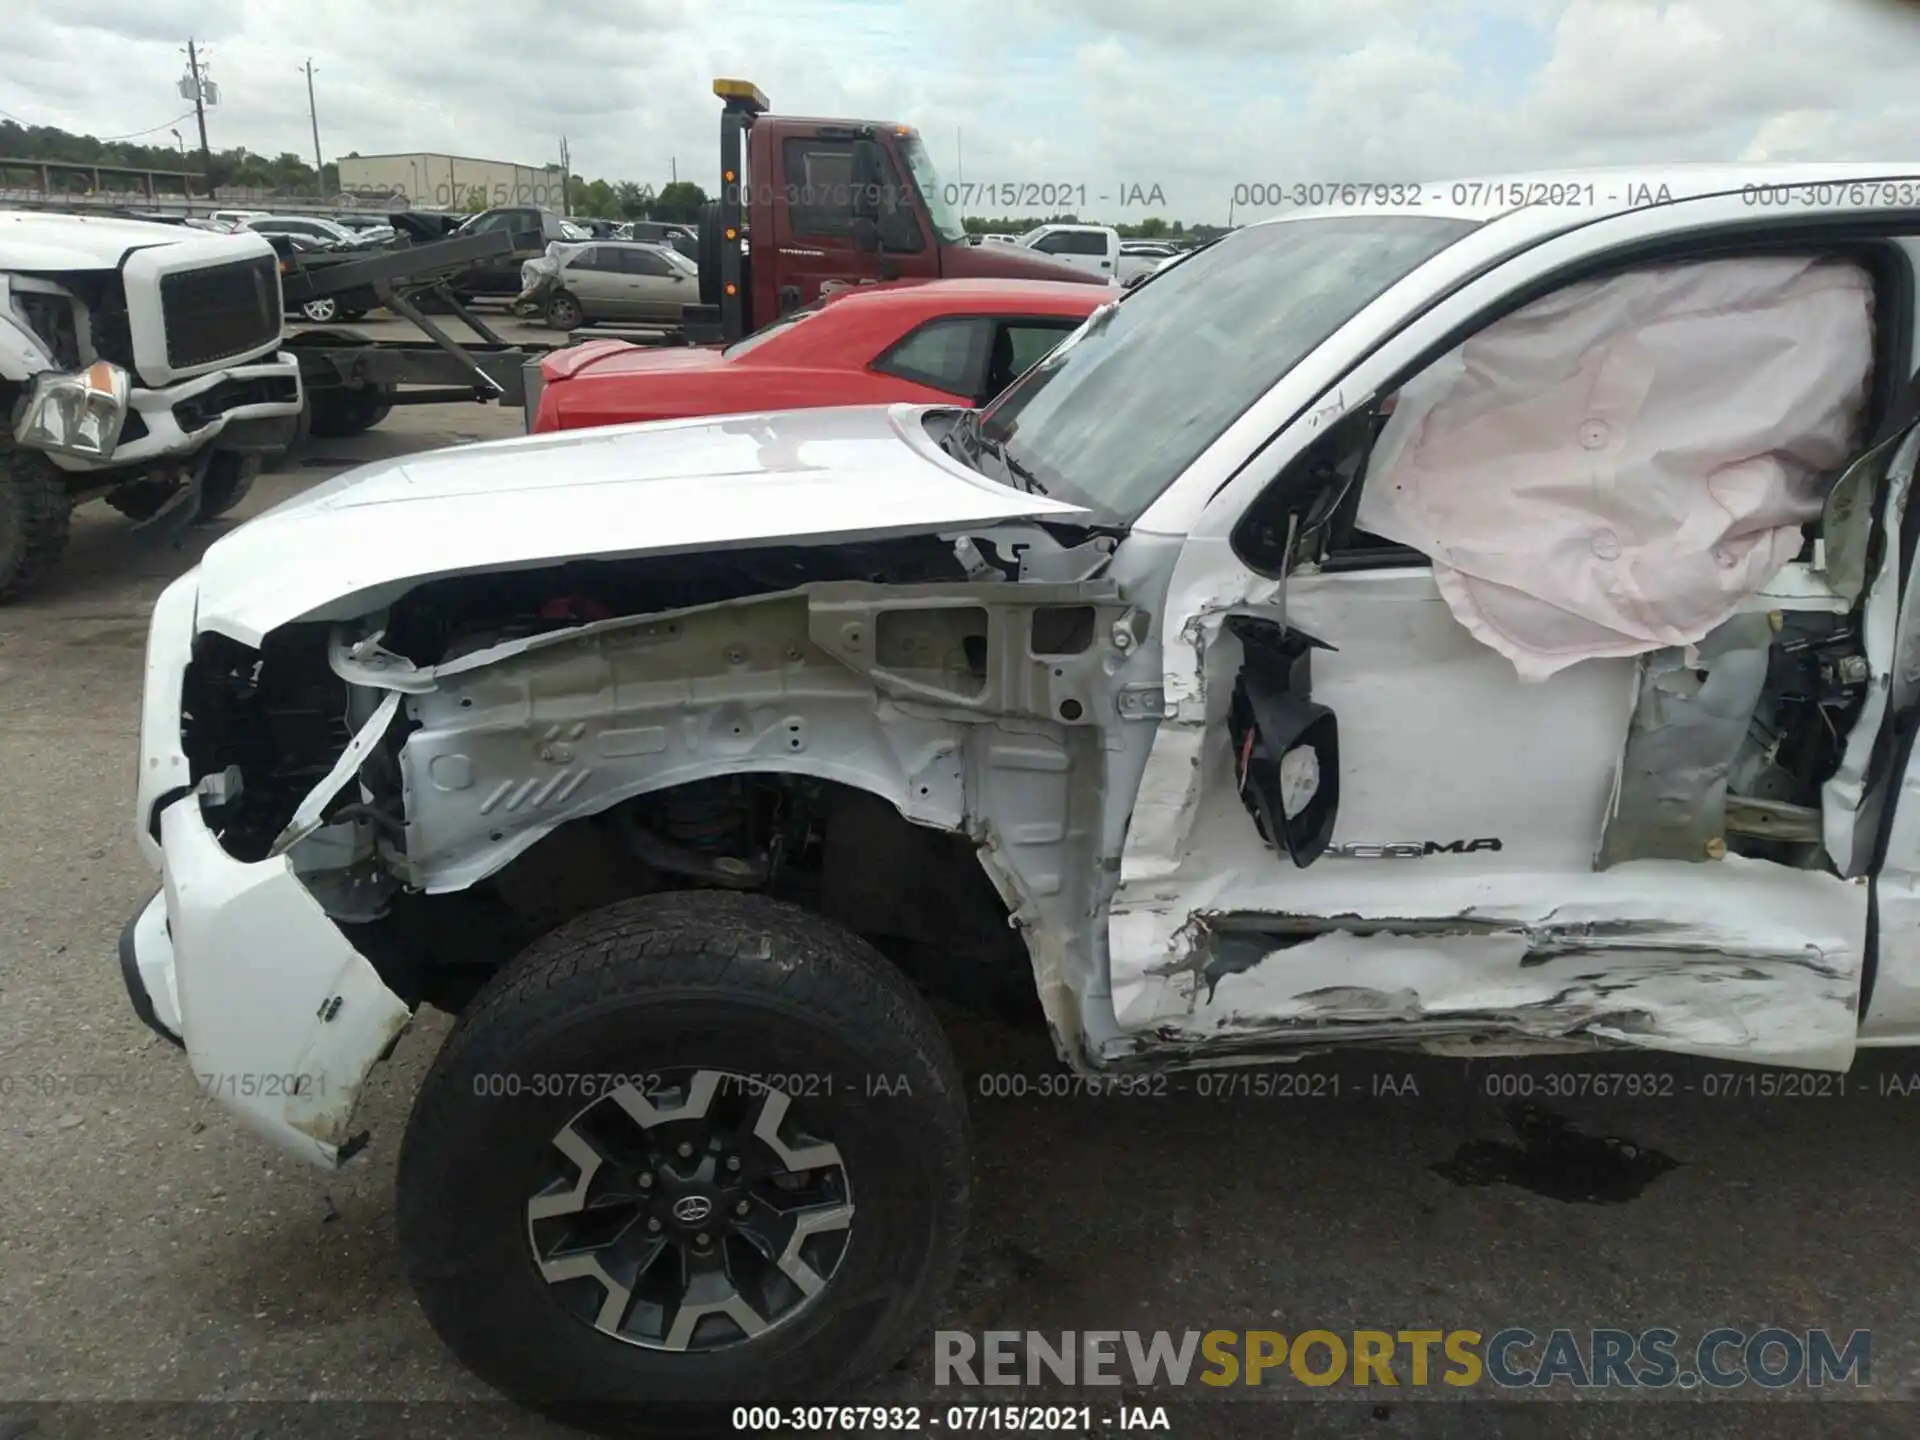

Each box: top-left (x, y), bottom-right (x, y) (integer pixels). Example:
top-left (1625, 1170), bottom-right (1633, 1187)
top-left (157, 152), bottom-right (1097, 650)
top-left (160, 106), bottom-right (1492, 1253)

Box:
top-left (687, 79), bottom-right (1106, 344)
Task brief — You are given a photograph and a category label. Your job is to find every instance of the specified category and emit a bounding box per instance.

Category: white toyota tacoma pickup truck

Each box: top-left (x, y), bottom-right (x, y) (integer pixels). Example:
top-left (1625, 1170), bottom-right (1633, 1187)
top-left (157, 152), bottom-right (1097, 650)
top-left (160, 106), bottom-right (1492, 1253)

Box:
top-left (122, 163), bottom-right (1920, 1430)
top-left (1, 211), bottom-right (303, 599)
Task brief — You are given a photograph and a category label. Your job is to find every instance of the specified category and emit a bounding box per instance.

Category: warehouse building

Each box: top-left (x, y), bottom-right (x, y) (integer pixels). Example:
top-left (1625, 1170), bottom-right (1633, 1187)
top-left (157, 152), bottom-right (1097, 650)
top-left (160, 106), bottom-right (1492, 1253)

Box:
top-left (335, 152), bottom-right (566, 211)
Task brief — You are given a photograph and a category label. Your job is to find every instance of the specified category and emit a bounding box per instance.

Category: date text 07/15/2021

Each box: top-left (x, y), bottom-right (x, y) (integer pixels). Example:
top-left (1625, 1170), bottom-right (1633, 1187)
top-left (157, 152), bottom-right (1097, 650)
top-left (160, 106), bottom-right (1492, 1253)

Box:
top-left (1228, 179), bottom-right (1920, 211)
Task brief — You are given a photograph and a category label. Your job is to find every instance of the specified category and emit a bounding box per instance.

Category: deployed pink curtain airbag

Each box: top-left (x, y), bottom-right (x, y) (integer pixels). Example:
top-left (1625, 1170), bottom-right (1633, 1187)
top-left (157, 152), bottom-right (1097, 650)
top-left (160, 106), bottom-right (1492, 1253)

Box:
top-left (1354, 257), bottom-right (1875, 679)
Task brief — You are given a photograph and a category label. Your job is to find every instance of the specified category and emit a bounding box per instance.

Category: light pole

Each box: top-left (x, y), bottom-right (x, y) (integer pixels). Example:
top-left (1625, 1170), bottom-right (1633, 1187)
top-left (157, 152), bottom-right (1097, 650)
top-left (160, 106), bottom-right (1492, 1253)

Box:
top-left (178, 40), bottom-right (216, 186)
top-left (301, 59), bottom-right (324, 194)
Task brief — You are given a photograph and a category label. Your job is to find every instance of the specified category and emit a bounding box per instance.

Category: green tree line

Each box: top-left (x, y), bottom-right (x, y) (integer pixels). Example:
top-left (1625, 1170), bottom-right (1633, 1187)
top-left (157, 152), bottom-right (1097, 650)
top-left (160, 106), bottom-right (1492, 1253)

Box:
top-left (0, 118), bottom-right (1221, 235)
top-left (0, 118), bottom-right (704, 217)
top-left (562, 176), bottom-right (710, 223)
top-left (0, 118), bottom-right (340, 196)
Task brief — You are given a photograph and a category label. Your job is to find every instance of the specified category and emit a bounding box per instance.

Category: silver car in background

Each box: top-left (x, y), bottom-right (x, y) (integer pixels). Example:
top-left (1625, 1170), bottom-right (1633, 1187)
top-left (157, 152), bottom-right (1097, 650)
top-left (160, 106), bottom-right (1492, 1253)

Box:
top-left (515, 240), bottom-right (700, 329)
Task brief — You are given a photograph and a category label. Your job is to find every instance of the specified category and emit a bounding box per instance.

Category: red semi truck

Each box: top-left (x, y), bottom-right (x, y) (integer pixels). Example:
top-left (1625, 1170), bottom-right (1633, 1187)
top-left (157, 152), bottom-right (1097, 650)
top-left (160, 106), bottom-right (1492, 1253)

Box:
top-left (685, 78), bottom-right (1108, 343)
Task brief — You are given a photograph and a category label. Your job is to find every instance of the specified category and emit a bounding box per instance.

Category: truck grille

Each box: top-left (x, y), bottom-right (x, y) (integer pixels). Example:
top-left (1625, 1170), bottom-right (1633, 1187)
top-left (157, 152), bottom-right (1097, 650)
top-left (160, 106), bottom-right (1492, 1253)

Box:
top-left (158, 255), bottom-right (281, 371)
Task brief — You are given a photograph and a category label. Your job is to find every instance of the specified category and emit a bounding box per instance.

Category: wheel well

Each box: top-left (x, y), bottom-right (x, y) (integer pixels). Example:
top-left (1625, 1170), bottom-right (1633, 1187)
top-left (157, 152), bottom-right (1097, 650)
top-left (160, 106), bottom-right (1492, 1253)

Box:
top-left (348, 774), bottom-right (1042, 1023)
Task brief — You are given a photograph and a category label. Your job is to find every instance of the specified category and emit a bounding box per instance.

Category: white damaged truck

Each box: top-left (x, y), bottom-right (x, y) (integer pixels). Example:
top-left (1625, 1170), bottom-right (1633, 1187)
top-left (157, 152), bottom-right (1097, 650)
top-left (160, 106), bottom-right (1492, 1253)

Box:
top-left (122, 164), bottom-right (1920, 1428)
top-left (1, 211), bottom-right (303, 599)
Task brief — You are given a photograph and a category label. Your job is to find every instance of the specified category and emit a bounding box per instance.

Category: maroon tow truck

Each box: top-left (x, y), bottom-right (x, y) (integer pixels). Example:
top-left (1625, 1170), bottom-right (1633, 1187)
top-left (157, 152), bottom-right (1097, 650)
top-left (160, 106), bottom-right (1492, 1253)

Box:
top-left (683, 78), bottom-right (1106, 343)
top-left (284, 78), bottom-right (1105, 434)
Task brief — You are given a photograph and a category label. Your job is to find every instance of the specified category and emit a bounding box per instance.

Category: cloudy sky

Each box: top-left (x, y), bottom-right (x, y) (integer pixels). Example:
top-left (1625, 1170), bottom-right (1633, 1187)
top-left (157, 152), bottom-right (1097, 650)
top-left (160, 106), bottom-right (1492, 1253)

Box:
top-left (6, 0), bottom-right (1920, 225)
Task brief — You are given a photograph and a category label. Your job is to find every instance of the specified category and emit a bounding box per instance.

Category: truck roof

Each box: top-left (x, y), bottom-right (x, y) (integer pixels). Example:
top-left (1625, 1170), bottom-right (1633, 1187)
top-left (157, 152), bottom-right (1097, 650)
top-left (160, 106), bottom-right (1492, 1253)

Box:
top-left (753, 113), bottom-right (908, 128)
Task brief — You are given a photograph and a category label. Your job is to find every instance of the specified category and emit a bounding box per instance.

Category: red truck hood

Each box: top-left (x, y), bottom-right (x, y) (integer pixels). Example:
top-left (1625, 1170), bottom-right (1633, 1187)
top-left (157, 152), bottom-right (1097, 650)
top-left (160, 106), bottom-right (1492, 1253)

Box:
top-left (541, 340), bottom-right (726, 382)
top-left (941, 243), bottom-right (1110, 285)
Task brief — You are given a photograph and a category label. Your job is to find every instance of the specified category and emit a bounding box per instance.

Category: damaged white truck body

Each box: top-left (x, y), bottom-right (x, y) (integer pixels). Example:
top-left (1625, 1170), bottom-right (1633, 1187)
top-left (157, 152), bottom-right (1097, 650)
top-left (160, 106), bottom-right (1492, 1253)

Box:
top-left (124, 163), bottom-right (1920, 1421)
top-left (1, 212), bottom-right (304, 599)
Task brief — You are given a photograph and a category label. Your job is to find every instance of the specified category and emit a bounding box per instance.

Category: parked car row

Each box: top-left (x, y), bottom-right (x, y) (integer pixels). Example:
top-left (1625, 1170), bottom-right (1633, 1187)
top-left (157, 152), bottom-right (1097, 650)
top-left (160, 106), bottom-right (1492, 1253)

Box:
top-left (1009, 224), bottom-right (1177, 283)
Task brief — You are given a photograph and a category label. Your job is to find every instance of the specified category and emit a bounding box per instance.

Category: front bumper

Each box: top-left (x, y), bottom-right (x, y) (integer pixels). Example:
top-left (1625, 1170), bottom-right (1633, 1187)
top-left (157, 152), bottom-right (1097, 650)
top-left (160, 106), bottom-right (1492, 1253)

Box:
top-left (118, 891), bottom-right (182, 1047)
top-left (125, 569), bottom-right (412, 1168)
top-left (42, 351), bottom-right (303, 475)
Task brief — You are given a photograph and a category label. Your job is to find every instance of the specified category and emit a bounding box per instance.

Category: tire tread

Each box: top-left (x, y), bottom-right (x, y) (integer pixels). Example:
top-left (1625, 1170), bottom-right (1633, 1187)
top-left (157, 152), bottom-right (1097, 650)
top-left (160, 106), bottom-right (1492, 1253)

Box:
top-left (0, 449), bottom-right (72, 601)
top-left (397, 890), bottom-right (971, 1422)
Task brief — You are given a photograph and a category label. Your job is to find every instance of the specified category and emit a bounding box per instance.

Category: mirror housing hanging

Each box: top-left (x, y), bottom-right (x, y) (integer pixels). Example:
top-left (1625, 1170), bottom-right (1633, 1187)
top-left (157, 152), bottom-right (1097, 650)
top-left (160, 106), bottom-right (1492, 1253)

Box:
top-left (1226, 617), bottom-right (1339, 867)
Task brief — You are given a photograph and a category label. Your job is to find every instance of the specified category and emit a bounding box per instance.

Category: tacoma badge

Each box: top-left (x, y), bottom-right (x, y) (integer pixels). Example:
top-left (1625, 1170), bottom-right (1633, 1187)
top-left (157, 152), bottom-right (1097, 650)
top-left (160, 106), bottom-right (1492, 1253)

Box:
top-left (1327, 838), bottom-right (1505, 858)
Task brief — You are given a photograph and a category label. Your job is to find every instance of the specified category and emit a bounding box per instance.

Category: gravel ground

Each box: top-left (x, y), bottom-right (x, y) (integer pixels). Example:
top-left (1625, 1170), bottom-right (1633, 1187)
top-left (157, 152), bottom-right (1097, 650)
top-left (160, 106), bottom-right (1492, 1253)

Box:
top-left (2, 401), bottom-right (1918, 1440)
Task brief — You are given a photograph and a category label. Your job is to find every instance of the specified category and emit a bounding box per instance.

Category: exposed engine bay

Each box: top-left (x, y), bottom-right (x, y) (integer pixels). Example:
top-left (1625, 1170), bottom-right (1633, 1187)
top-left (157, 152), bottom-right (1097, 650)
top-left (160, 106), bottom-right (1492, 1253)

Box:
top-left (177, 536), bottom-right (1070, 1018)
top-left (179, 537), bottom-right (987, 860)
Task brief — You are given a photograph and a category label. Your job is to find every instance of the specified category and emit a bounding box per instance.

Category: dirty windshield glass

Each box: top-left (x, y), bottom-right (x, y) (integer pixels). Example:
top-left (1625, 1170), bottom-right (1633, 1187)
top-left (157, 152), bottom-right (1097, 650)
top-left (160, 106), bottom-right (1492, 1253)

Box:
top-left (976, 215), bottom-right (1477, 522)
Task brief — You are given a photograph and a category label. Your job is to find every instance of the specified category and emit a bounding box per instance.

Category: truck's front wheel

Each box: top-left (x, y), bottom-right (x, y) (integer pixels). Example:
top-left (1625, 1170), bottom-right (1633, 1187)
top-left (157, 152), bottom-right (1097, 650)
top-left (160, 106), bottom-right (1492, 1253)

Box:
top-left (0, 450), bottom-right (72, 601)
top-left (396, 891), bottom-right (970, 1434)
top-left (195, 451), bottom-right (260, 521)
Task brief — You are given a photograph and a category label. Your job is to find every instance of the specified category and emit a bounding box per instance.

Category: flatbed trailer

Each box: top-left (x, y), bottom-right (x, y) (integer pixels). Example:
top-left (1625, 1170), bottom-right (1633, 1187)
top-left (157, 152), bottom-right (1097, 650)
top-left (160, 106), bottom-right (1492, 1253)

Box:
top-left (274, 227), bottom-right (688, 437)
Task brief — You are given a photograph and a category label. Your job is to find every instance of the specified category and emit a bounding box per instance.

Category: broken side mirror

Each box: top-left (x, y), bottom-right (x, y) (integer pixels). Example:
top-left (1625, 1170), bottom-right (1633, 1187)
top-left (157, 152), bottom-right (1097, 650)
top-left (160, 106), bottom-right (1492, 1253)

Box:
top-left (1226, 617), bottom-right (1339, 867)
top-left (1230, 403), bottom-right (1380, 577)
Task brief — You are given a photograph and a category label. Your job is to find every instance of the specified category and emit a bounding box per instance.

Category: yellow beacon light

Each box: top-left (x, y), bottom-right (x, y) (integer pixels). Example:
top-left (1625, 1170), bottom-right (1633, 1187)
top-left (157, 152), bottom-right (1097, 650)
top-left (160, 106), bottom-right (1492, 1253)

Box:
top-left (712, 79), bottom-right (770, 112)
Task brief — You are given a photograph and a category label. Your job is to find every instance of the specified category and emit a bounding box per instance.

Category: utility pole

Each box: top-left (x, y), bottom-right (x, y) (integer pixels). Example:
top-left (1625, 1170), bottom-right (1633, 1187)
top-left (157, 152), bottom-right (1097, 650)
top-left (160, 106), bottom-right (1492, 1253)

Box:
top-left (670, 155), bottom-right (677, 184)
top-left (302, 59), bottom-right (324, 192)
top-left (558, 135), bottom-right (570, 215)
top-left (180, 39), bottom-right (214, 189)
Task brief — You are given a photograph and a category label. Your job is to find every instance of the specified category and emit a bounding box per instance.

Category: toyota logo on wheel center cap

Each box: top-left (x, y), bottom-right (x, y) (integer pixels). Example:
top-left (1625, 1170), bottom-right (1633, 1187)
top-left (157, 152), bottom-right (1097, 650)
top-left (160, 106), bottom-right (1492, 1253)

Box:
top-left (671, 1195), bottom-right (714, 1223)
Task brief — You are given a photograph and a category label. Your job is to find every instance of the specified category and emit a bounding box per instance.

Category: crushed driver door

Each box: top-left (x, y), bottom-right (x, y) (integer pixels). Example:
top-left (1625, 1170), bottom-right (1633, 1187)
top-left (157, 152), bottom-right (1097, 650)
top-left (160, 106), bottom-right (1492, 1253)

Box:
top-left (1109, 413), bottom-right (1879, 1076)
top-left (1842, 414), bottom-right (1920, 1042)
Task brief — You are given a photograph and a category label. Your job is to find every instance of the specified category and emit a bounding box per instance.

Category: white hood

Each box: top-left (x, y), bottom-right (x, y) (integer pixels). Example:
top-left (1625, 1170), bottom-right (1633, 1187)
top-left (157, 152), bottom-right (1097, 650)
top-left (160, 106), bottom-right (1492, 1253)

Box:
top-left (0, 210), bottom-right (216, 270)
top-left (193, 404), bottom-right (1086, 645)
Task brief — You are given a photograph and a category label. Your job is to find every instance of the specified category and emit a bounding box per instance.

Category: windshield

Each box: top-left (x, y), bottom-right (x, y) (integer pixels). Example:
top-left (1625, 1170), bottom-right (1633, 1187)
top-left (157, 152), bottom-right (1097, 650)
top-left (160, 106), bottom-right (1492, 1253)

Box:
top-left (976, 215), bottom-right (1476, 522)
top-left (558, 218), bottom-right (590, 240)
top-left (898, 133), bottom-right (967, 245)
